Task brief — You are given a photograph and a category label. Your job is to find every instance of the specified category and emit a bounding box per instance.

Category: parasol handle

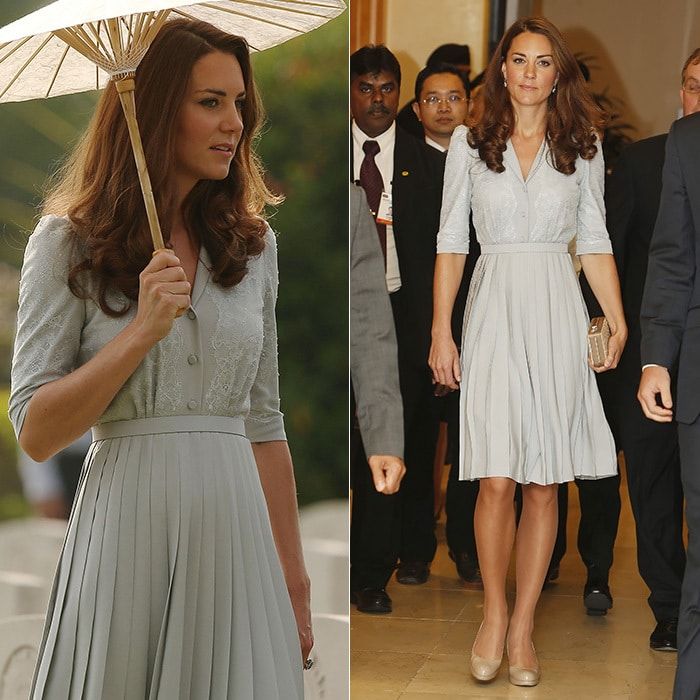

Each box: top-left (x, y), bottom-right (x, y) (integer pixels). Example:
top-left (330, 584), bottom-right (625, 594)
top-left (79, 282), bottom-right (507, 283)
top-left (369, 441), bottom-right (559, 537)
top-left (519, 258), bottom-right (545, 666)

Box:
top-left (114, 77), bottom-right (165, 251)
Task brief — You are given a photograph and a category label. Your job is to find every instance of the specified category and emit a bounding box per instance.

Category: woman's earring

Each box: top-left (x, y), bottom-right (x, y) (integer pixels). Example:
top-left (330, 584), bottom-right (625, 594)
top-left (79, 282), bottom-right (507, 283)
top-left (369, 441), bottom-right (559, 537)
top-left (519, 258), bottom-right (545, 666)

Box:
top-left (503, 78), bottom-right (508, 87)
top-left (552, 83), bottom-right (557, 94)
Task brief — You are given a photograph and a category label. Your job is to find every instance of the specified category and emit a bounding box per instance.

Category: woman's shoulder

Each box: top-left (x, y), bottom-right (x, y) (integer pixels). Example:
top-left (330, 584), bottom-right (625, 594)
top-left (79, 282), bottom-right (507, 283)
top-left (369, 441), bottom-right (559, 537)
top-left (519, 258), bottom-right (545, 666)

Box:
top-left (23, 214), bottom-right (79, 267)
top-left (448, 125), bottom-right (480, 158)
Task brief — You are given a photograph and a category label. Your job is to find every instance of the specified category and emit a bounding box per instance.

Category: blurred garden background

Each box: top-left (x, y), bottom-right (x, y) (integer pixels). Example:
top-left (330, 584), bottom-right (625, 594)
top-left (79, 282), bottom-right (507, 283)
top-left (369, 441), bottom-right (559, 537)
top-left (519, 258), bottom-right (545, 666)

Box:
top-left (0, 2), bottom-right (348, 520)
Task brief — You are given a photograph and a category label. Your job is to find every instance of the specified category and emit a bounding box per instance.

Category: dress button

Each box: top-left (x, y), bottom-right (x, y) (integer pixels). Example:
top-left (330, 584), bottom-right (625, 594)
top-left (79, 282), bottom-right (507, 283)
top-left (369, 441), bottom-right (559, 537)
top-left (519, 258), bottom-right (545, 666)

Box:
top-left (188, 354), bottom-right (198, 365)
top-left (187, 400), bottom-right (198, 410)
top-left (187, 309), bottom-right (196, 320)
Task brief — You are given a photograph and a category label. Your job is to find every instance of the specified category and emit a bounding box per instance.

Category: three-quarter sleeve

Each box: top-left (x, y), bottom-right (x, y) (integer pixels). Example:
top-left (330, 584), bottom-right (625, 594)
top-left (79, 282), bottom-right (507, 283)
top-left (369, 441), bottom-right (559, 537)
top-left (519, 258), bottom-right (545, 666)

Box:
top-left (576, 143), bottom-right (613, 255)
top-left (436, 124), bottom-right (472, 254)
top-left (9, 216), bottom-right (86, 439)
top-left (244, 227), bottom-right (286, 442)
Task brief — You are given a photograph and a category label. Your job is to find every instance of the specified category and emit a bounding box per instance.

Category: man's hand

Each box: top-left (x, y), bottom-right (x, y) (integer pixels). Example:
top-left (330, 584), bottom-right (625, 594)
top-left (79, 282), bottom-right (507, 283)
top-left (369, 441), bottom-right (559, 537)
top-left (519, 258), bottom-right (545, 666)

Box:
top-left (367, 455), bottom-right (406, 494)
top-left (637, 365), bottom-right (674, 422)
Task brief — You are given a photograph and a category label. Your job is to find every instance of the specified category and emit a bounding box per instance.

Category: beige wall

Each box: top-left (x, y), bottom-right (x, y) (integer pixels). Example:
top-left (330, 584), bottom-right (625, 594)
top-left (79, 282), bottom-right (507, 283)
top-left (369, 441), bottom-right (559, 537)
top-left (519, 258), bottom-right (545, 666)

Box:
top-left (533, 0), bottom-right (700, 139)
top-left (383, 0), bottom-right (489, 106)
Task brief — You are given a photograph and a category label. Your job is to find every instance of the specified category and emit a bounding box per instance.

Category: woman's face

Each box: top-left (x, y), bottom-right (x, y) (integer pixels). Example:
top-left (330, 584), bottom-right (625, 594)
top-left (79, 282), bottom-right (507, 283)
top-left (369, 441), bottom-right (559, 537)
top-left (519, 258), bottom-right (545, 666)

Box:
top-left (174, 50), bottom-right (246, 194)
top-left (501, 32), bottom-right (558, 108)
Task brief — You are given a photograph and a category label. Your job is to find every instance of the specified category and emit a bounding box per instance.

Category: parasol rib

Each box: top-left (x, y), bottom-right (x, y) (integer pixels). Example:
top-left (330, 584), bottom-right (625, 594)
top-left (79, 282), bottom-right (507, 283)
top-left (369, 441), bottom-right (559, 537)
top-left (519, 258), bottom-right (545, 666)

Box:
top-left (121, 15), bottom-right (136, 45)
top-left (45, 42), bottom-right (71, 97)
top-left (105, 19), bottom-right (126, 62)
top-left (219, 0), bottom-right (339, 19)
top-left (0, 36), bottom-right (32, 66)
top-left (87, 21), bottom-right (116, 61)
top-left (0, 33), bottom-right (53, 100)
top-left (238, 0), bottom-right (345, 8)
top-left (133, 13), bottom-right (151, 46)
top-left (140, 12), bottom-right (172, 53)
top-left (70, 25), bottom-right (103, 57)
top-left (53, 27), bottom-right (101, 64)
top-left (200, 4), bottom-right (305, 33)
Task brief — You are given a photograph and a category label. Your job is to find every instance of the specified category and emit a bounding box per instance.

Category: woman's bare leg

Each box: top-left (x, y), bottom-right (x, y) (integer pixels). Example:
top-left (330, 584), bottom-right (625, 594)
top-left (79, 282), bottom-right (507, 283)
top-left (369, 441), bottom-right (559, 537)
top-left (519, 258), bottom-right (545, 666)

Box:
top-left (472, 476), bottom-right (517, 659)
top-left (508, 482), bottom-right (559, 667)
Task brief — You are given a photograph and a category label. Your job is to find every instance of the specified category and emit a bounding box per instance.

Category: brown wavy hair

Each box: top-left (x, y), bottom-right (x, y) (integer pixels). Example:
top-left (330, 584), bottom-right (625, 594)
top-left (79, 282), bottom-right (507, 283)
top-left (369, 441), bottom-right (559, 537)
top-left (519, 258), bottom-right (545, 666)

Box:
top-left (43, 18), bottom-right (279, 316)
top-left (468, 17), bottom-right (606, 175)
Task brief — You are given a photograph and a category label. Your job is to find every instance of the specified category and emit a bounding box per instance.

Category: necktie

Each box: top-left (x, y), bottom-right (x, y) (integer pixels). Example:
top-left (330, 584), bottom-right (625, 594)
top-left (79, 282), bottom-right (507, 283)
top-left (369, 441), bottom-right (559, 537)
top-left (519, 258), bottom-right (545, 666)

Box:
top-left (359, 140), bottom-right (387, 265)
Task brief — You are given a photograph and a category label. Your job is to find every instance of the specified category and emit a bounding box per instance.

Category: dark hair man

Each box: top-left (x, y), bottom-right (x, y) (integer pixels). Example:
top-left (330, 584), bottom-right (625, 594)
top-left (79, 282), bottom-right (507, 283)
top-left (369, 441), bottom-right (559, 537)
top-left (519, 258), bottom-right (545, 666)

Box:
top-left (396, 43), bottom-right (470, 138)
top-left (412, 63), bottom-right (470, 152)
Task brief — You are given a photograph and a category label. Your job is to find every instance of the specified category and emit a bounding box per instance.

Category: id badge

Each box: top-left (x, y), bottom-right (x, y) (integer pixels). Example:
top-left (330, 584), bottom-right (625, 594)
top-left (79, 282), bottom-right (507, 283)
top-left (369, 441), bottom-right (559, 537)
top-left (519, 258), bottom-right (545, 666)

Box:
top-left (376, 191), bottom-right (393, 225)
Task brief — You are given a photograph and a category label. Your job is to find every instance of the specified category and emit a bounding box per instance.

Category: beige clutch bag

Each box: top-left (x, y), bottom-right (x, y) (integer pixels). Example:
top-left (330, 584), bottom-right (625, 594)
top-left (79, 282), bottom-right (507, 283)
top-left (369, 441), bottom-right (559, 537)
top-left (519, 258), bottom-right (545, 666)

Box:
top-left (587, 317), bottom-right (610, 368)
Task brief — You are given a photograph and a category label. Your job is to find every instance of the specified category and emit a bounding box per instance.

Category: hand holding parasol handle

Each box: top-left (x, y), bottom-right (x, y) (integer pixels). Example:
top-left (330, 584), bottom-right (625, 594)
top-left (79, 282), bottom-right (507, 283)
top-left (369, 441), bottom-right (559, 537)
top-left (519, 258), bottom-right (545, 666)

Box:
top-left (114, 76), bottom-right (165, 252)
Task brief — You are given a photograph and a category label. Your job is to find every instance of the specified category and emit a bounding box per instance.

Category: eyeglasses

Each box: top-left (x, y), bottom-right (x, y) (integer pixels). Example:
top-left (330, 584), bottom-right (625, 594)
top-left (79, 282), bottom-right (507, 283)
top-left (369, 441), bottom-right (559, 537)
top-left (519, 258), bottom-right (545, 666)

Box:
top-left (682, 80), bottom-right (700, 94)
top-left (420, 95), bottom-right (468, 106)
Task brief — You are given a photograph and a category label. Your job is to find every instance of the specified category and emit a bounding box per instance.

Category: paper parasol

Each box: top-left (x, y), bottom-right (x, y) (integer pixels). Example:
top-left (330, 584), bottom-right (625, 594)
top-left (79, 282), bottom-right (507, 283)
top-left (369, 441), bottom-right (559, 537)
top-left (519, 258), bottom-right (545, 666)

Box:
top-left (0, 0), bottom-right (346, 249)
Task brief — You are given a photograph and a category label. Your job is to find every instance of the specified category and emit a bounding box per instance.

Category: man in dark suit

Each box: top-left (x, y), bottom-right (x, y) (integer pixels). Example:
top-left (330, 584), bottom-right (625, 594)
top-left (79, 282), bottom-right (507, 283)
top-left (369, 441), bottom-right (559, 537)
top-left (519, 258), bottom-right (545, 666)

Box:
top-left (350, 45), bottom-right (445, 608)
top-left (638, 92), bottom-right (700, 700)
top-left (607, 50), bottom-right (700, 653)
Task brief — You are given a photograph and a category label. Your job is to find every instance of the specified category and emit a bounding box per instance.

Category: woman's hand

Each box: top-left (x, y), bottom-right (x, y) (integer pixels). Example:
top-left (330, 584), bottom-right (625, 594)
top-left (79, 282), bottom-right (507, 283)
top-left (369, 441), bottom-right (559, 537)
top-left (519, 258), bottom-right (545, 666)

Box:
top-left (132, 250), bottom-right (191, 344)
top-left (589, 324), bottom-right (627, 373)
top-left (429, 332), bottom-right (461, 389)
top-left (288, 574), bottom-right (314, 665)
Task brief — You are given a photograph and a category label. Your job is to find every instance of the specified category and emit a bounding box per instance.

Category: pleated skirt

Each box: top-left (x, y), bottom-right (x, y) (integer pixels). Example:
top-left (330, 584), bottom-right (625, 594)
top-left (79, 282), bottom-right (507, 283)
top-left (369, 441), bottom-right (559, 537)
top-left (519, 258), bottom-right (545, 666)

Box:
top-left (458, 243), bottom-right (617, 484)
top-left (31, 416), bottom-right (303, 699)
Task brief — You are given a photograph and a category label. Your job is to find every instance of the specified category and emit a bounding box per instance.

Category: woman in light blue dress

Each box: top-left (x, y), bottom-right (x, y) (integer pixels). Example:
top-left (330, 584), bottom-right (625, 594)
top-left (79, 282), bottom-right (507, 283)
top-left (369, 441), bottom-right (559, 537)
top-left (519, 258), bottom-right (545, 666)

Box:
top-left (10, 19), bottom-right (309, 699)
top-left (429, 18), bottom-right (626, 687)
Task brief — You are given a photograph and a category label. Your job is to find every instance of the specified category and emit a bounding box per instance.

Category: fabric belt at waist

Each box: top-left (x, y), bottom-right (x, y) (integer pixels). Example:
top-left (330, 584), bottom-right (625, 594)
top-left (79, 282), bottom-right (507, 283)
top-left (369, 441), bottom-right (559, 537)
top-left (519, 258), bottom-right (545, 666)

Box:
top-left (480, 242), bottom-right (569, 254)
top-left (92, 415), bottom-right (247, 441)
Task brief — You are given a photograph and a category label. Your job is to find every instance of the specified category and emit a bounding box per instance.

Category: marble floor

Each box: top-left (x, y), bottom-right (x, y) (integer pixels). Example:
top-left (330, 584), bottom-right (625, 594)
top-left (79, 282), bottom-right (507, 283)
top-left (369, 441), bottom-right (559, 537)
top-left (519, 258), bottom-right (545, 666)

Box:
top-left (350, 464), bottom-right (678, 699)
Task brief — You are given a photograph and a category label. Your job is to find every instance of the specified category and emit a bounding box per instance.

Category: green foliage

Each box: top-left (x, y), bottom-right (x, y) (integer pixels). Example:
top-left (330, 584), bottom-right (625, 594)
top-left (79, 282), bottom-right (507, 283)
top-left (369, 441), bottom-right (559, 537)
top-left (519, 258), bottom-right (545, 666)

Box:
top-left (0, 9), bottom-right (348, 508)
top-left (252, 19), bottom-right (348, 504)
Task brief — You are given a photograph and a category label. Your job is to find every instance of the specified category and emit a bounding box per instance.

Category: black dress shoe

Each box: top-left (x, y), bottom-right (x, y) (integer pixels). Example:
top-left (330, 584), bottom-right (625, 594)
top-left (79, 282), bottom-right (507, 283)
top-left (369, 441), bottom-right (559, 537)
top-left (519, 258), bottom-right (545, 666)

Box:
top-left (351, 588), bottom-right (392, 614)
top-left (448, 550), bottom-right (482, 584)
top-left (583, 581), bottom-right (613, 616)
top-left (650, 619), bottom-right (678, 652)
top-left (396, 560), bottom-right (430, 585)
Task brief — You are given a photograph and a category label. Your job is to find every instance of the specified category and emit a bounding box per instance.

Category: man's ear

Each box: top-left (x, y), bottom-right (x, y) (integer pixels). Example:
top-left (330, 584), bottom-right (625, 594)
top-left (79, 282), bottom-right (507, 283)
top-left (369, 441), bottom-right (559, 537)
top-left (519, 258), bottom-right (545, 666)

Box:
top-left (412, 101), bottom-right (422, 122)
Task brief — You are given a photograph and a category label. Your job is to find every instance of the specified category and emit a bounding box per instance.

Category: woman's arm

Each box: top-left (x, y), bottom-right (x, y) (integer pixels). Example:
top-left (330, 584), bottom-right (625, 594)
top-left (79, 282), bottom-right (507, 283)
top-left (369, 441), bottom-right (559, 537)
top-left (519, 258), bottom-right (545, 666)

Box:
top-left (19, 251), bottom-right (190, 461)
top-left (251, 441), bottom-right (312, 663)
top-left (579, 253), bottom-right (627, 372)
top-left (429, 252), bottom-right (467, 388)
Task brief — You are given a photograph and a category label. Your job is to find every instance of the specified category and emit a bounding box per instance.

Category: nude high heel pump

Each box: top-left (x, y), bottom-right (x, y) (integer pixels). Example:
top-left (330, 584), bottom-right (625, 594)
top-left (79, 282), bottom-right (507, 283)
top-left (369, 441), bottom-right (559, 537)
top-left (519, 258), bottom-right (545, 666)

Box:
top-left (507, 641), bottom-right (540, 687)
top-left (470, 622), bottom-right (504, 682)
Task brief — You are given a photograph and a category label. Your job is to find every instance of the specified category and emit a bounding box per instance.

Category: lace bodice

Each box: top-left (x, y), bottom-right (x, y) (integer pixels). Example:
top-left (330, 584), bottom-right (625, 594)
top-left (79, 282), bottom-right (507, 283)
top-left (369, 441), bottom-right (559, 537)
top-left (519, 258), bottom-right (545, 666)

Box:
top-left (9, 215), bottom-right (285, 442)
top-left (436, 125), bottom-right (613, 255)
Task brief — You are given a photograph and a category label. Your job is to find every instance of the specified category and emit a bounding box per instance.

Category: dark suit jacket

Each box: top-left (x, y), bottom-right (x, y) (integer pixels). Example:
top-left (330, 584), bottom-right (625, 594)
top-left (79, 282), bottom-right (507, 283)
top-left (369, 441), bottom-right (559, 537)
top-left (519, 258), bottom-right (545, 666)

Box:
top-left (603, 133), bottom-right (667, 386)
top-left (640, 112), bottom-right (700, 424)
top-left (352, 125), bottom-right (446, 371)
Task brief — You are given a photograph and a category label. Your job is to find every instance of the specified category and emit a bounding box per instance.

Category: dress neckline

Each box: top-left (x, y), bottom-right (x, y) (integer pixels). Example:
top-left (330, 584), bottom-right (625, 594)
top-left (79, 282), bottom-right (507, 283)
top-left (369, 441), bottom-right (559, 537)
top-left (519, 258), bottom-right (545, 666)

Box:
top-left (505, 136), bottom-right (547, 184)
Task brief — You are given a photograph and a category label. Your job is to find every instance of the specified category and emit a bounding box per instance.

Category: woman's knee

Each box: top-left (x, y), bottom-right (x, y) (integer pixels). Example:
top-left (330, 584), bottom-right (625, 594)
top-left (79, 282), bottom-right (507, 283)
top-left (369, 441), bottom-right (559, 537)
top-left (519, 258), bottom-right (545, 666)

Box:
top-left (479, 477), bottom-right (516, 504)
top-left (522, 483), bottom-right (559, 509)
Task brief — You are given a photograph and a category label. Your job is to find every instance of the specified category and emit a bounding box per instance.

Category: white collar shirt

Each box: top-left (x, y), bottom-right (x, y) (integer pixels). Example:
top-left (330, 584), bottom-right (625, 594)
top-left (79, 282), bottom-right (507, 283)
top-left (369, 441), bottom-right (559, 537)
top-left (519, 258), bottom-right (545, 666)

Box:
top-left (352, 120), bottom-right (401, 293)
top-left (425, 135), bottom-right (447, 152)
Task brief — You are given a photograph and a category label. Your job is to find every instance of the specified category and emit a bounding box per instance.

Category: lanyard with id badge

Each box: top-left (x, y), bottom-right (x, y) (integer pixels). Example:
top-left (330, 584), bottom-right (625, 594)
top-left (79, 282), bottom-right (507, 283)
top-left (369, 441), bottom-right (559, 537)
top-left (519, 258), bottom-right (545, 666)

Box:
top-left (376, 191), bottom-right (393, 225)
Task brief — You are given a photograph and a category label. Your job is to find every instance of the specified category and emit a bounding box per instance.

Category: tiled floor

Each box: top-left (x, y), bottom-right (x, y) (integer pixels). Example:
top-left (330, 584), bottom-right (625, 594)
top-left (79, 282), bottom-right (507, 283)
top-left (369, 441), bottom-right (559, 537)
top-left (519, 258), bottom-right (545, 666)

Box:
top-left (351, 463), bottom-right (677, 699)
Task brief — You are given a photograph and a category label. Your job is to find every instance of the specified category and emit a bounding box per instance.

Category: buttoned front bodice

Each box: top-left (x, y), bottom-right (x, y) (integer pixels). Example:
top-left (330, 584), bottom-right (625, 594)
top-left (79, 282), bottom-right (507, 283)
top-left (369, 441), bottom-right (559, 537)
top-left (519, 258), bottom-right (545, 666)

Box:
top-left (9, 215), bottom-right (285, 443)
top-left (437, 125), bottom-right (612, 256)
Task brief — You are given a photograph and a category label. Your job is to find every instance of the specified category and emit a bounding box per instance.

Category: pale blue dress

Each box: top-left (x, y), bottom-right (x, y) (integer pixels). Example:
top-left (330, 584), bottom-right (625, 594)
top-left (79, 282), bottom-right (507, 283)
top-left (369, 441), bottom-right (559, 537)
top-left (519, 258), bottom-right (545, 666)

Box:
top-left (9, 215), bottom-right (303, 699)
top-left (438, 125), bottom-right (617, 485)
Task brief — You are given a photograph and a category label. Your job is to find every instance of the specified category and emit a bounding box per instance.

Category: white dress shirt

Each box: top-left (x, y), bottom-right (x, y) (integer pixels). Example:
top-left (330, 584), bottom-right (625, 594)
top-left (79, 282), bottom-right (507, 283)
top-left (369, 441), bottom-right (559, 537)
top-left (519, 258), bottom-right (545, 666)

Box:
top-left (352, 120), bottom-right (401, 293)
top-left (425, 135), bottom-right (447, 153)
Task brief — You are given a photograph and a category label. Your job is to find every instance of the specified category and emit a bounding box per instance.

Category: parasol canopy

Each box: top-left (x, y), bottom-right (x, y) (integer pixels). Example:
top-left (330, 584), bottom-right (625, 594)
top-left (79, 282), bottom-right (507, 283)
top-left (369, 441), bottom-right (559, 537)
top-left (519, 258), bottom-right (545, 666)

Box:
top-left (0, 0), bottom-right (346, 248)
